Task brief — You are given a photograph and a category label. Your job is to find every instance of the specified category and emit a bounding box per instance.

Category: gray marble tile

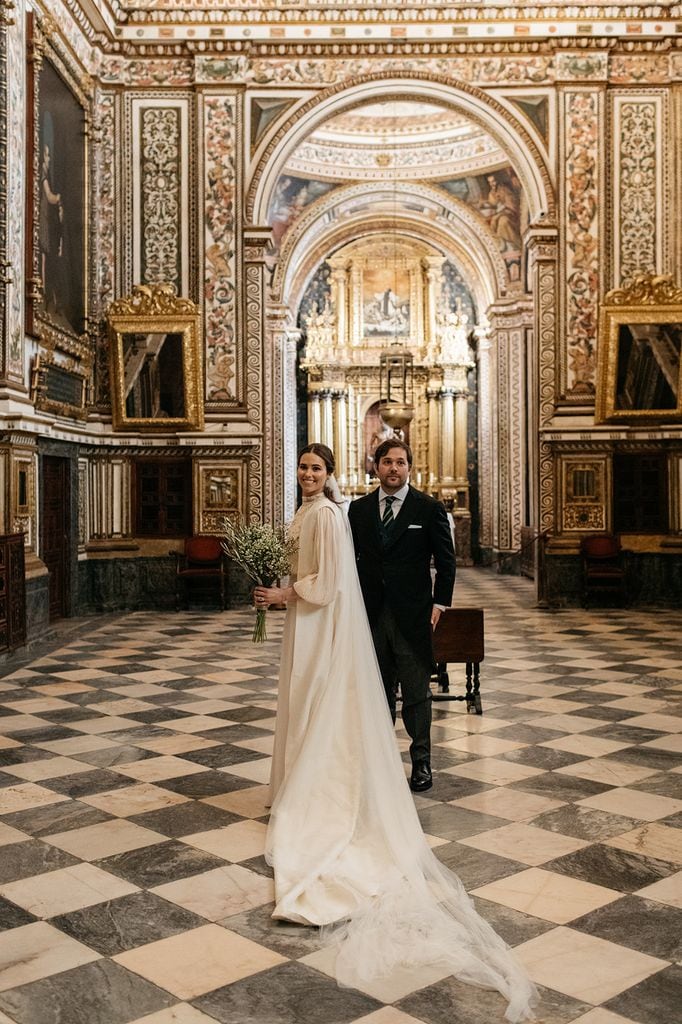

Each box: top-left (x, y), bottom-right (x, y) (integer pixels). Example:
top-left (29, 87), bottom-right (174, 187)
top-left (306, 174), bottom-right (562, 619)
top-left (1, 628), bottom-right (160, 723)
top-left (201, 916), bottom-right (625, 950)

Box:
top-left (569, 705), bottom-right (635, 721)
top-left (398, 975), bottom-right (591, 1024)
top-left (434, 842), bottom-right (524, 888)
top-left (496, 746), bottom-right (587, 771)
top-left (157, 771), bottom-right (254, 798)
top-left (571, 894), bottom-right (682, 960)
top-left (129, 800), bottom-right (243, 837)
top-left (530, 804), bottom-right (639, 840)
top-left (0, 839), bottom-right (79, 884)
top-left (223, 902), bottom-right (326, 959)
top-left (2, 799), bottom-right (112, 838)
top-left (604, 965), bottom-right (682, 1024)
top-left (53, 890), bottom-right (207, 954)
top-left (240, 855), bottom-right (274, 879)
top-left (508, 772), bottom-right (612, 802)
top-left (485, 724), bottom-right (567, 745)
top-left (40, 770), bottom-right (133, 798)
top-left (605, 746), bottom-right (682, 771)
top-left (430, 775), bottom-right (495, 802)
top-left (0, 957), bottom-right (176, 1024)
top-left (0, 747), bottom-right (55, 766)
top-left (660, 809), bottom-right (682, 829)
top-left (470, 895), bottom-right (555, 947)
top-left (629, 771), bottom-right (682, 798)
top-left (586, 724), bottom-right (666, 745)
top-left (96, 839), bottom-right (226, 888)
top-left (71, 744), bottom-right (157, 768)
top-left (418, 803), bottom-right (507, 841)
top-left (180, 743), bottom-right (269, 769)
top-left (194, 961), bottom-right (381, 1024)
top-left (10, 726), bottom-right (81, 744)
top-left (0, 895), bottom-right (37, 930)
top-left (545, 843), bottom-right (679, 893)
top-left (193, 723), bottom-right (273, 743)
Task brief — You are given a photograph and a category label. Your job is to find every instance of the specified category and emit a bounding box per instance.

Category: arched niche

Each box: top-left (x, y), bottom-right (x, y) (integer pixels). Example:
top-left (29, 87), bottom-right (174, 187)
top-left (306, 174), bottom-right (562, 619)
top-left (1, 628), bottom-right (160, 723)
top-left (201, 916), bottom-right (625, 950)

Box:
top-left (247, 74), bottom-right (554, 230)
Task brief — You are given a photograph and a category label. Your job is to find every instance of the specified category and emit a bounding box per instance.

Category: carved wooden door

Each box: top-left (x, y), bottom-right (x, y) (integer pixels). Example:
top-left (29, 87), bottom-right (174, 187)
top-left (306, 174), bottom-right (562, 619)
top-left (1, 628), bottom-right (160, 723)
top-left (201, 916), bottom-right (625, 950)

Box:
top-left (42, 456), bottom-right (70, 621)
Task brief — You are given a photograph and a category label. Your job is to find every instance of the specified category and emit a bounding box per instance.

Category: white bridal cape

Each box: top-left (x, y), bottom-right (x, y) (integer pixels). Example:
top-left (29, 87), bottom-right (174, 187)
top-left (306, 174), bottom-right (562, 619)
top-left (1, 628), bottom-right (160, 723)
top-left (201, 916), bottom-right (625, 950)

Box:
top-left (266, 493), bottom-right (536, 1023)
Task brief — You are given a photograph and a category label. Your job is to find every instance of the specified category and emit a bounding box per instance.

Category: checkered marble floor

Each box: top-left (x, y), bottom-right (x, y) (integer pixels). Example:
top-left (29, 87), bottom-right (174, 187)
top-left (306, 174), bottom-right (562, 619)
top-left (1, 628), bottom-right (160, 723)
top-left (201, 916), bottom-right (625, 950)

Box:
top-left (0, 569), bottom-right (680, 1024)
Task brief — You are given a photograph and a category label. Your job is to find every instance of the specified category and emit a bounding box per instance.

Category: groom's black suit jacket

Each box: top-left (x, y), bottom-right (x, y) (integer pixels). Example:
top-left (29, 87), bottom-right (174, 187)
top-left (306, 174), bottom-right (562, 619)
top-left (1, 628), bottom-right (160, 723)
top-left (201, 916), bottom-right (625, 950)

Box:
top-left (348, 485), bottom-right (456, 664)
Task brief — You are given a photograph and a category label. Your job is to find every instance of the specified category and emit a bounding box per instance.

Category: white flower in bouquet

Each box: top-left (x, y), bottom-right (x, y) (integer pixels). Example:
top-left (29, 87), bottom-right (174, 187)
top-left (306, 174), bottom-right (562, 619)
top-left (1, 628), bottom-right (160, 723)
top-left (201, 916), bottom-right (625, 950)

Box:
top-left (221, 518), bottom-right (292, 642)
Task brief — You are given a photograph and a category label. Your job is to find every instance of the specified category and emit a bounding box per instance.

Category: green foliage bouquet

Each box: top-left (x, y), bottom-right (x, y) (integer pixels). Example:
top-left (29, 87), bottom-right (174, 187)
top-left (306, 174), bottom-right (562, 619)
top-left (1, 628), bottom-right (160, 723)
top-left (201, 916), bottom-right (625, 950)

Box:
top-left (221, 518), bottom-right (292, 643)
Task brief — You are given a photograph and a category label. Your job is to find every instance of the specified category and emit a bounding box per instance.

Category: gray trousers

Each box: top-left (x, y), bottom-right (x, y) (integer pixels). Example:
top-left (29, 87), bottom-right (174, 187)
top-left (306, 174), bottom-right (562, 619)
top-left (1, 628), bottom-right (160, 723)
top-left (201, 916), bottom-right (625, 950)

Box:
top-left (371, 605), bottom-right (432, 765)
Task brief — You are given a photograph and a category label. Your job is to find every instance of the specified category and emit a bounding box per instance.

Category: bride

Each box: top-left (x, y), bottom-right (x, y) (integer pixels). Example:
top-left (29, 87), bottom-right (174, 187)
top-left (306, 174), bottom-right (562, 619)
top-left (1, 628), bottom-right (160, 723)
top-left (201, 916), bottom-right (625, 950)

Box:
top-left (254, 444), bottom-right (536, 1023)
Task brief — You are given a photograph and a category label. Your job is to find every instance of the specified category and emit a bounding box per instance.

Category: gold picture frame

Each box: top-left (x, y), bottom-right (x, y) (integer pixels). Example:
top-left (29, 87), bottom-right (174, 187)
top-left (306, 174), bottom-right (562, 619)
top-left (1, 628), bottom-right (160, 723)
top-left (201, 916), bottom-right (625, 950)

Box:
top-left (596, 274), bottom-right (682, 424)
top-left (107, 284), bottom-right (204, 432)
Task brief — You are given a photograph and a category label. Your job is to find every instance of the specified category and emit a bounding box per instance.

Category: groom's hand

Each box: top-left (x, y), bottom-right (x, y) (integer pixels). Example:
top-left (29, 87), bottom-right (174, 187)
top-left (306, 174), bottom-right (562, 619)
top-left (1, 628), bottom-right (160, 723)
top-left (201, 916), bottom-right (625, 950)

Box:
top-left (431, 606), bottom-right (442, 629)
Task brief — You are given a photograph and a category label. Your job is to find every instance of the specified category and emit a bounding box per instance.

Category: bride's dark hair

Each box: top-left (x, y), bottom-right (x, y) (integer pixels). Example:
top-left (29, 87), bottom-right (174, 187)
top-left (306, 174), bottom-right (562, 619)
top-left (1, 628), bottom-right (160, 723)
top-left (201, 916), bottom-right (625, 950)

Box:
top-left (298, 443), bottom-right (343, 503)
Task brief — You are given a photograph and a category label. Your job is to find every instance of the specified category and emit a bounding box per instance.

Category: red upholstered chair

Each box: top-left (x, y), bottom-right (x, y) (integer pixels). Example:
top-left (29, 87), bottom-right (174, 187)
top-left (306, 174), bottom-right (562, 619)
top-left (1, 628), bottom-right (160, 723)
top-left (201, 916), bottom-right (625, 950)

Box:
top-left (580, 534), bottom-right (627, 607)
top-left (172, 536), bottom-right (227, 611)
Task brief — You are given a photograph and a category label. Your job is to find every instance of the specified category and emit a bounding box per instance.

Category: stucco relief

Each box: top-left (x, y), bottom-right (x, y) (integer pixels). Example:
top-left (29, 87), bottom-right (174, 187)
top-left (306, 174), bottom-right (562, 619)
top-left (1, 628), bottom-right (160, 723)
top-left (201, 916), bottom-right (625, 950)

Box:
top-left (5, 9), bottom-right (25, 381)
top-left (204, 94), bottom-right (237, 402)
top-left (555, 53), bottom-right (608, 82)
top-left (609, 54), bottom-right (669, 85)
top-left (92, 88), bottom-right (116, 405)
top-left (42, 0), bottom-right (97, 73)
top-left (140, 106), bottom-right (182, 290)
top-left (195, 54), bottom-right (554, 87)
top-left (99, 58), bottom-right (195, 87)
top-left (617, 100), bottom-right (658, 285)
top-left (564, 90), bottom-right (599, 397)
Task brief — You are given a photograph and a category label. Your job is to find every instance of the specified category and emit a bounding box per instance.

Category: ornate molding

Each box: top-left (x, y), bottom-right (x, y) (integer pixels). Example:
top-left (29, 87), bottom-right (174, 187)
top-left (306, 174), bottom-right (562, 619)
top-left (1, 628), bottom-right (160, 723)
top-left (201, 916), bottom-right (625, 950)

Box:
top-left (605, 272), bottom-right (682, 306)
top-left (203, 93), bottom-right (238, 405)
top-left (564, 88), bottom-right (600, 399)
top-left (614, 96), bottom-right (661, 285)
top-left (107, 282), bottom-right (197, 317)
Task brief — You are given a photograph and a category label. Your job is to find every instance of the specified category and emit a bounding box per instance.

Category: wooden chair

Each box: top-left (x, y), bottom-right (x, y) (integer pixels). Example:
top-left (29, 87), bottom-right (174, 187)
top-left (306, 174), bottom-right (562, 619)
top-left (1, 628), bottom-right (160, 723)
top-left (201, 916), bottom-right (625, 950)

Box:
top-left (172, 535), bottom-right (227, 611)
top-left (580, 534), bottom-right (627, 607)
top-left (431, 607), bottom-right (485, 715)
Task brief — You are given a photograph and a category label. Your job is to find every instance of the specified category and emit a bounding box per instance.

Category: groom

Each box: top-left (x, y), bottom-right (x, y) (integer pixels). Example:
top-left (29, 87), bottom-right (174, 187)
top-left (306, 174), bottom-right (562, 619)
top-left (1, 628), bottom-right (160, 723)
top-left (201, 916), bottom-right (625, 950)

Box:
top-left (348, 438), bottom-right (456, 792)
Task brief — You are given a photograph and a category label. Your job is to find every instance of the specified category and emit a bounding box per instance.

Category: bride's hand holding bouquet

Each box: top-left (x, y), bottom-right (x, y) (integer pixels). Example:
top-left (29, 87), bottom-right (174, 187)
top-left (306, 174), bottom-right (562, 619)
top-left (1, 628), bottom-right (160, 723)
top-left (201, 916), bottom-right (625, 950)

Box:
top-left (221, 518), bottom-right (292, 643)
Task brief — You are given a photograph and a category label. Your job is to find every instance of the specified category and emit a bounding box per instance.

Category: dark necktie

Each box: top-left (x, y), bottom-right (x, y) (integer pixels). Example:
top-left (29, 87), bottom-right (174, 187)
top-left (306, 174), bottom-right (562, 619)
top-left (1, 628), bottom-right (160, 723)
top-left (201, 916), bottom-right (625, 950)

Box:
top-left (382, 495), bottom-right (396, 530)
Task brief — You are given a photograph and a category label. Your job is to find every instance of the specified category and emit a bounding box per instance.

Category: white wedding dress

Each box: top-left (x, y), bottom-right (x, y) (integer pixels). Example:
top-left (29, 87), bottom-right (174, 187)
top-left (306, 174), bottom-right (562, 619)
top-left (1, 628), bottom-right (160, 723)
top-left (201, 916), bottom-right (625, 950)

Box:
top-left (266, 493), bottom-right (536, 1023)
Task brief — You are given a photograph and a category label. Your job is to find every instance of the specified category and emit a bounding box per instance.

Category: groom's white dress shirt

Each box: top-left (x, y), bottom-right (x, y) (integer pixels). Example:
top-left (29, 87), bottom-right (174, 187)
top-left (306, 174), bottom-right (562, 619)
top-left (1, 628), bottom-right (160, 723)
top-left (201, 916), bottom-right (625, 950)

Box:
top-left (378, 483), bottom-right (409, 521)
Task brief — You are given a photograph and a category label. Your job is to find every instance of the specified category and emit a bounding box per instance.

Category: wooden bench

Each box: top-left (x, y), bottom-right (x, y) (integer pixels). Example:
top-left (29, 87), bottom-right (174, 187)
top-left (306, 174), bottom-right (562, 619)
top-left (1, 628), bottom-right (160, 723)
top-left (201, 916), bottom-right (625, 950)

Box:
top-left (431, 607), bottom-right (484, 715)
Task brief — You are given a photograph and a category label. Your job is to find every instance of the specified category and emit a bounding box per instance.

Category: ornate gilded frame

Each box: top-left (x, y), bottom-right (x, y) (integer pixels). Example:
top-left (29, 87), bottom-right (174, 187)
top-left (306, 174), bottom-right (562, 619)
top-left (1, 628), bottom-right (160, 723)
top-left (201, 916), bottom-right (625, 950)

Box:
top-left (107, 284), bottom-right (204, 432)
top-left (25, 13), bottom-right (91, 370)
top-left (596, 274), bottom-right (682, 424)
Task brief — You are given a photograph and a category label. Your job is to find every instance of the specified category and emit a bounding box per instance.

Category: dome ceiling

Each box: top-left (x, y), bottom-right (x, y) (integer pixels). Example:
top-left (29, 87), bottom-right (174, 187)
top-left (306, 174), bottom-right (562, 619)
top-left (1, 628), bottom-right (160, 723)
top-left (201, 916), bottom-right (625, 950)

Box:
top-left (283, 100), bottom-right (507, 183)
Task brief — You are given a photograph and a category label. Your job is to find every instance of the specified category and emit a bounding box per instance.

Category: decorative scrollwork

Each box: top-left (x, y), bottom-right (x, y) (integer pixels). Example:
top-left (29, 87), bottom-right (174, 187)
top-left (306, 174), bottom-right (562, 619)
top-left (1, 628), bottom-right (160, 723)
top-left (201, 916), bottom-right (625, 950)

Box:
top-left (605, 273), bottom-right (682, 307)
top-left (108, 282), bottom-right (197, 317)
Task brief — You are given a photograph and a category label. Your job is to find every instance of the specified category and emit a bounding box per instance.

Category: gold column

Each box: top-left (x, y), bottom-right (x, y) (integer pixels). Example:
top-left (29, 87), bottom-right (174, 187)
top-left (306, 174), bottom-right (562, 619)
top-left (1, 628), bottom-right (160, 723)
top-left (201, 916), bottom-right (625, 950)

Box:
top-left (333, 389), bottom-right (348, 484)
top-left (308, 390), bottom-right (321, 442)
top-left (439, 387), bottom-right (456, 484)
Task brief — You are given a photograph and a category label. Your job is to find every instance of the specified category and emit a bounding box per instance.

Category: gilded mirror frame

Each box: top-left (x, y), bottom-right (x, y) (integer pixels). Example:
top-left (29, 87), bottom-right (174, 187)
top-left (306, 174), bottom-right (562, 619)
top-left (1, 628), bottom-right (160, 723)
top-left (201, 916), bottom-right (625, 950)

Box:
top-left (107, 284), bottom-right (204, 432)
top-left (596, 274), bottom-right (682, 424)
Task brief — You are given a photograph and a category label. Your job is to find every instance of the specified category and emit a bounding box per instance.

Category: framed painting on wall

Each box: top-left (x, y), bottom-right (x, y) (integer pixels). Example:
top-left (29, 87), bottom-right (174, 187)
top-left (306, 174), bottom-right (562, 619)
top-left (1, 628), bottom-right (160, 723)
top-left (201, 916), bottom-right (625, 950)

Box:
top-left (596, 275), bottom-right (682, 424)
top-left (26, 14), bottom-right (90, 362)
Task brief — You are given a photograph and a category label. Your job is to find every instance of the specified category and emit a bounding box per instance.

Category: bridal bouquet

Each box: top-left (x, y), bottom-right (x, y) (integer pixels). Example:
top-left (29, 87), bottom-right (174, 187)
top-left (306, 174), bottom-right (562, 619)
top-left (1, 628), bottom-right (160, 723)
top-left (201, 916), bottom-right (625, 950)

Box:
top-left (221, 518), bottom-right (292, 643)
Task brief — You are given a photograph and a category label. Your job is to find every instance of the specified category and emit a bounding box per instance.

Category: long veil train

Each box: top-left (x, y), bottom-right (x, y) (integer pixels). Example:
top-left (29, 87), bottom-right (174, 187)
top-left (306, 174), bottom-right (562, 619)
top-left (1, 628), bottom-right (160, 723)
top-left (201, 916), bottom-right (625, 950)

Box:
top-left (265, 499), bottom-right (536, 1023)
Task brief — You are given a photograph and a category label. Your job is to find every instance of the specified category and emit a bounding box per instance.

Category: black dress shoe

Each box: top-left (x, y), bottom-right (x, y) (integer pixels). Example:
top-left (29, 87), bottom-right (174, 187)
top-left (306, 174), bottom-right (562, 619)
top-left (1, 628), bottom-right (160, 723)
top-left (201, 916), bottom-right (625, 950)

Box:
top-left (410, 761), bottom-right (432, 793)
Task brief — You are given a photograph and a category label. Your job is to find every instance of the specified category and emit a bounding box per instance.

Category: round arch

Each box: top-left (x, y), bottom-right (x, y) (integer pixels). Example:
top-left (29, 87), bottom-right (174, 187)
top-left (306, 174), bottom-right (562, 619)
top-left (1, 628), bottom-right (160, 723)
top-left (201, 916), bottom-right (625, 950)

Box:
top-left (247, 72), bottom-right (555, 227)
top-left (272, 181), bottom-right (510, 318)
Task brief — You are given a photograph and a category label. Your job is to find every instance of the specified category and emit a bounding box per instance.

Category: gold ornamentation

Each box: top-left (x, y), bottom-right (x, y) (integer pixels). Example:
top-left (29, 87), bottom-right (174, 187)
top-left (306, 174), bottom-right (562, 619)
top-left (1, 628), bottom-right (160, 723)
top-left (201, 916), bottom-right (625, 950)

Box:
top-left (108, 282), bottom-right (197, 317)
top-left (107, 284), bottom-right (204, 432)
top-left (606, 273), bottom-right (682, 307)
top-left (596, 275), bottom-right (682, 424)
